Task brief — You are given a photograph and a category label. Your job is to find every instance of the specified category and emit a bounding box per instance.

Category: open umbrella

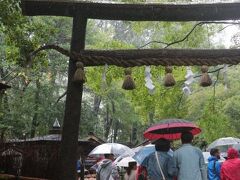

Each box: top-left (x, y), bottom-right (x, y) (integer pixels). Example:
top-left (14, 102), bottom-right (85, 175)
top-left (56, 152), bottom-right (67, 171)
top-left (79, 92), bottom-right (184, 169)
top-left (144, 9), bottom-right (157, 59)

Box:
top-left (133, 144), bottom-right (173, 165)
top-left (207, 137), bottom-right (240, 151)
top-left (133, 144), bottom-right (155, 164)
top-left (144, 119), bottom-right (201, 140)
top-left (116, 156), bottom-right (136, 167)
top-left (89, 143), bottom-right (133, 157)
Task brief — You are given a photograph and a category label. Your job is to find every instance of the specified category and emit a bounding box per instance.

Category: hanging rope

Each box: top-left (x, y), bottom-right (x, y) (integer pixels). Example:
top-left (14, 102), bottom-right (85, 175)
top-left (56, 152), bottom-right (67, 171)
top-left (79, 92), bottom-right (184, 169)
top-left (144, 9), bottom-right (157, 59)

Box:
top-left (28, 45), bottom-right (240, 67)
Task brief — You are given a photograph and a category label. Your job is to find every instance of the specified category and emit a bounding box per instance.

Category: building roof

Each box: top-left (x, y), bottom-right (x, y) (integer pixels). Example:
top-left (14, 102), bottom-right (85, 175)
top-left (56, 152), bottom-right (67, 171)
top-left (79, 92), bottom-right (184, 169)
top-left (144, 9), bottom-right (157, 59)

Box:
top-left (7, 133), bottom-right (104, 145)
top-left (85, 132), bottom-right (105, 144)
top-left (53, 119), bottom-right (61, 128)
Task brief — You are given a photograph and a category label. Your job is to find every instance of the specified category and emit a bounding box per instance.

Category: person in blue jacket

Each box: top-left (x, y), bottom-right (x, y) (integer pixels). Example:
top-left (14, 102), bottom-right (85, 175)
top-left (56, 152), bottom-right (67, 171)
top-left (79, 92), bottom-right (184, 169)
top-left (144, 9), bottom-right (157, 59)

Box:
top-left (207, 148), bottom-right (221, 180)
top-left (77, 158), bottom-right (83, 180)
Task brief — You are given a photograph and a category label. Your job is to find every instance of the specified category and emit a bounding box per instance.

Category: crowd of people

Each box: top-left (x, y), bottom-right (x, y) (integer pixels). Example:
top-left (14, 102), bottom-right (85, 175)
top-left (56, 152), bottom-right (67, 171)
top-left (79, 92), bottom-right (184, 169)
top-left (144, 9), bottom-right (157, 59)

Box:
top-left (95, 131), bottom-right (240, 180)
top-left (137, 132), bottom-right (206, 180)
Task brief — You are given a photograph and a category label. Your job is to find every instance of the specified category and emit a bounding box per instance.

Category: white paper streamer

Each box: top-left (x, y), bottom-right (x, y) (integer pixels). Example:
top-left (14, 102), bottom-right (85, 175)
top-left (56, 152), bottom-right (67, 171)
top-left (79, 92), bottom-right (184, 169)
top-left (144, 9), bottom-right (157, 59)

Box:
top-left (184, 67), bottom-right (194, 86)
top-left (144, 66), bottom-right (155, 93)
top-left (183, 67), bottom-right (194, 95)
top-left (182, 86), bottom-right (191, 95)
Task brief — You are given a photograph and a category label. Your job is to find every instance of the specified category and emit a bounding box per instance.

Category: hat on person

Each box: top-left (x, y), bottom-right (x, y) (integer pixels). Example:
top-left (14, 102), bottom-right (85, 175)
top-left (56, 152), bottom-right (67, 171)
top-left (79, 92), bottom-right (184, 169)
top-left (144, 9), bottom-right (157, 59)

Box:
top-left (227, 148), bottom-right (239, 159)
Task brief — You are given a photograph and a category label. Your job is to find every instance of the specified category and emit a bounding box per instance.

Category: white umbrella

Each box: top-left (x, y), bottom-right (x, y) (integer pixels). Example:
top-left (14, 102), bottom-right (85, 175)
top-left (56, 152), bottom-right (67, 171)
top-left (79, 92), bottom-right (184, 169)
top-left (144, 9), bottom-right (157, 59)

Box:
top-left (207, 137), bottom-right (240, 151)
top-left (89, 143), bottom-right (133, 157)
top-left (116, 156), bottom-right (136, 167)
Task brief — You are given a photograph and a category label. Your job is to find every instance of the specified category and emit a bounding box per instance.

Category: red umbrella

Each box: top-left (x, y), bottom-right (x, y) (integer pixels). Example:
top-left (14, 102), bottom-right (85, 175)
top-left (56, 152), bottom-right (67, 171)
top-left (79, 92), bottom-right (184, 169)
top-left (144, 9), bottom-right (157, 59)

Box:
top-left (143, 119), bottom-right (201, 140)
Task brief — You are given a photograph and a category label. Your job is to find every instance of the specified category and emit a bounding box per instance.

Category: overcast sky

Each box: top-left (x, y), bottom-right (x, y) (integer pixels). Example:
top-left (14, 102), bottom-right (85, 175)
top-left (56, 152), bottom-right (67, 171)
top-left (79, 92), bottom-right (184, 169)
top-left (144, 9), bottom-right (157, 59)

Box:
top-left (212, 25), bottom-right (239, 48)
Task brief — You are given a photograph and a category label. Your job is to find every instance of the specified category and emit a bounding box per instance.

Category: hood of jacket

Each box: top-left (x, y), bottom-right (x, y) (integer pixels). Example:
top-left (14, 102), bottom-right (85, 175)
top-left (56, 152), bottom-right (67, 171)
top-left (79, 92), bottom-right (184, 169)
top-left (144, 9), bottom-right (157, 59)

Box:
top-left (99, 159), bottom-right (112, 168)
top-left (227, 148), bottom-right (239, 159)
top-left (208, 155), bottom-right (218, 162)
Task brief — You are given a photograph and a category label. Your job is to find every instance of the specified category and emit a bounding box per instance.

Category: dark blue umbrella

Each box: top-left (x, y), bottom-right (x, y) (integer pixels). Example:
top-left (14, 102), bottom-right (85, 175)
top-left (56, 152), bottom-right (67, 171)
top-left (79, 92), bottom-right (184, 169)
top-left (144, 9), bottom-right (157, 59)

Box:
top-left (133, 145), bottom-right (173, 165)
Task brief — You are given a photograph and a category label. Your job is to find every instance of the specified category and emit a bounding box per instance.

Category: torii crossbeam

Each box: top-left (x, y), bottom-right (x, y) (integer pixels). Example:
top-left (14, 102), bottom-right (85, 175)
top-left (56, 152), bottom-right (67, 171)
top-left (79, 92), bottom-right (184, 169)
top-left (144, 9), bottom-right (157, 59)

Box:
top-left (20, 0), bottom-right (240, 179)
top-left (22, 0), bottom-right (240, 21)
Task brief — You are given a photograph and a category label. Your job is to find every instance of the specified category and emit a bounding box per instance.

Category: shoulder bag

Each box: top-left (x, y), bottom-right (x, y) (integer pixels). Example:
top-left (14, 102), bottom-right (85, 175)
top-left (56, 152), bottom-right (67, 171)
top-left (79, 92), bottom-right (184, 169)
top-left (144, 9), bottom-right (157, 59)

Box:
top-left (155, 151), bottom-right (166, 180)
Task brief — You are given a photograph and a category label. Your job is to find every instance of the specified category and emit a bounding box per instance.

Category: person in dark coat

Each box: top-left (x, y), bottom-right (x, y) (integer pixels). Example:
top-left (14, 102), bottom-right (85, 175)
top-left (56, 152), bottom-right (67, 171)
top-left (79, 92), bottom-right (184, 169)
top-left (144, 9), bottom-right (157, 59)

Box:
top-left (142, 138), bottom-right (176, 180)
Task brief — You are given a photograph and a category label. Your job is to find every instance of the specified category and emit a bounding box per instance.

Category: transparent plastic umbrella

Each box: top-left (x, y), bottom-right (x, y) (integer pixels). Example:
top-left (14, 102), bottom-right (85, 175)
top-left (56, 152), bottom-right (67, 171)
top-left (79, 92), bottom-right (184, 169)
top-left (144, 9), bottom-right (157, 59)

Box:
top-left (116, 156), bottom-right (136, 167)
top-left (207, 137), bottom-right (240, 151)
top-left (133, 144), bottom-right (173, 165)
top-left (133, 145), bottom-right (155, 164)
top-left (89, 143), bottom-right (133, 157)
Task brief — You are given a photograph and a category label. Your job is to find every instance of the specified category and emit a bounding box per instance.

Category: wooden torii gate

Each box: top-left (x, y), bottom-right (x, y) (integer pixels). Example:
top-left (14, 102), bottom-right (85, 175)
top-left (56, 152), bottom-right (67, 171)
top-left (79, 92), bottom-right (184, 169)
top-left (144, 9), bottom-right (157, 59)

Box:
top-left (21, 1), bottom-right (240, 179)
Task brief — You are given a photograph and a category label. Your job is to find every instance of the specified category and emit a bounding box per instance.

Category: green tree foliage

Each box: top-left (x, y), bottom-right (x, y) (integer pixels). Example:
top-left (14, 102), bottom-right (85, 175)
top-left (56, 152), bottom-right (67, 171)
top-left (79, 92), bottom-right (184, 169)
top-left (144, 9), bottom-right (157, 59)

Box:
top-left (1, 0), bottom-right (240, 145)
top-left (197, 98), bottom-right (237, 143)
top-left (199, 112), bottom-right (237, 143)
top-left (0, 0), bottom-right (71, 138)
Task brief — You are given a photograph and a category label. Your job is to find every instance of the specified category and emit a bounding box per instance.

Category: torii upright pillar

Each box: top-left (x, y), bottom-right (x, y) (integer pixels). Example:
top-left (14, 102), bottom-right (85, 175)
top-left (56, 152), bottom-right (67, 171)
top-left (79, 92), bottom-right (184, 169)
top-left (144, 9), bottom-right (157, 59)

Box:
top-left (59, 15), bottom-right (87, 180)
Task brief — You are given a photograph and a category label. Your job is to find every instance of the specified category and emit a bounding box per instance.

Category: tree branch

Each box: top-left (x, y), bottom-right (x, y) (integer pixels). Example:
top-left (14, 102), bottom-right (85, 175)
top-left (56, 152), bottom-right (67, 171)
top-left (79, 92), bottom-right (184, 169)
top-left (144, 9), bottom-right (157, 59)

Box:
top-left (27, 44), bottom-right (77, 65)
top-left (139, 21), bottom-right (240, 49)
top-left (138, 40), bottom-right (169, 49)
top-left (218, 25), bottom-right (235, 33)
top-left (164, 22), bottom-right (204, 48)
top-left (29, 21), bottom-right (240, 66)
top-left (1, 68), bottom-right (19, 80)
top-left (6, 74), bottom-right (19, 83)
top-left (55, 91), bottom-right (67, 104)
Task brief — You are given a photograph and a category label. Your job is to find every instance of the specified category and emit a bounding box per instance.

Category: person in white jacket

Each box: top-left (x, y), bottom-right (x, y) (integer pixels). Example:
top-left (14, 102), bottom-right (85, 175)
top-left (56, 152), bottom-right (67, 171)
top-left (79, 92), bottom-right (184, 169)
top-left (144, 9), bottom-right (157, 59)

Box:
top-left (96, 154), bottom-right (119, 180)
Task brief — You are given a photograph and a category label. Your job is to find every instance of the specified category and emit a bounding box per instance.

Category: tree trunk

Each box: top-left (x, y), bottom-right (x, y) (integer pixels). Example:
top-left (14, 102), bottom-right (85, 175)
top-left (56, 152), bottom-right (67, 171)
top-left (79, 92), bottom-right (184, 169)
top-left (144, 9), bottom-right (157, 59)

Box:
top-left (0, 130), bottom-right (5, 143)
top-left (104, 100), bottom-right (116, 141)
top-left (0, 91), bottom-right (4, 114)
top-left (113, 120), bottom-right (119, 143)
top-left (93, 95), bottom-right (101, 134)
top-left (30, 79), bottom-right (40, 138)
top-left (0, 65), bottom-right (10, 141)
top-left (104, 103), bottom-right (111, 140)
top-left (148, 111), bottom-right (154, 125)
top-left (131, 125), bottom-right (137, 144)
top-left (0, 91), bottom-right (4, 143)
top-left (0, 90), bottom-right (10, 142)
top-left (110, 101), bottom-right (119, 142)
top-left (58, 16), bottom-right (87, 180)
top-left (93, 95), bottom-right (101, 116)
